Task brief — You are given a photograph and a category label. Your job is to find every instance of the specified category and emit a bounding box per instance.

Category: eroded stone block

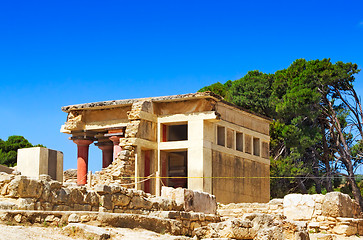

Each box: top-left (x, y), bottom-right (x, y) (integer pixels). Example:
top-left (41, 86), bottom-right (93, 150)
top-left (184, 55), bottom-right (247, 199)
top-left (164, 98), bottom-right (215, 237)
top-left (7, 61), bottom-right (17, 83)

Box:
top-left (161, 186), bottom-right (217, 214)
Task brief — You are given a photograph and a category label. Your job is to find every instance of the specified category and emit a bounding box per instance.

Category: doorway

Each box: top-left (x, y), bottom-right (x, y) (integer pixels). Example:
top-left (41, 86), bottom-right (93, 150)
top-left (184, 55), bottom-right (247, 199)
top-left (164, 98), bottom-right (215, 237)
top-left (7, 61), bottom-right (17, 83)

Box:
top-left (167, 151), bottom-right (187, 188)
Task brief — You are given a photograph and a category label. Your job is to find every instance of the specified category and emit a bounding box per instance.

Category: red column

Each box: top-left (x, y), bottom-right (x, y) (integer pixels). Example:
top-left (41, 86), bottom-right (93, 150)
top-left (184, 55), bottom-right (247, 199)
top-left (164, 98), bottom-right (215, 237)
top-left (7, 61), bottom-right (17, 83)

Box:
top-left (109, 136), bottom-right (122, 160)
top-left (73, 139), bottom-right (93, 185)
top-left (97, 144), bottom-right (113, 168)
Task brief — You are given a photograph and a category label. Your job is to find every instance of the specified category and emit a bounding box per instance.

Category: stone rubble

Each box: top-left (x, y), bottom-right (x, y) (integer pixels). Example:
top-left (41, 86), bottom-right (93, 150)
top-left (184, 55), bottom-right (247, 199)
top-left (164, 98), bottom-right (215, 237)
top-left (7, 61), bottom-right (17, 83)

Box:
top-left (3, 170), bottom-right (363, 239)
top-left (63, 223), bottom-right (111, 240)
top-left (218, 192), bottom-right (363, 237)
top-left (194, 213), bottom-right (309, 240)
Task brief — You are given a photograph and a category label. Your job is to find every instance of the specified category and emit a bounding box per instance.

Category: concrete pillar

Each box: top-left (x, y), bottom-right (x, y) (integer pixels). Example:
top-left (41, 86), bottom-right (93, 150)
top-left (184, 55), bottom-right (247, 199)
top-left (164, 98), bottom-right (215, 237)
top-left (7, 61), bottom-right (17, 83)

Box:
top-left (156, 122), bottom-right (161, 196)
top-left (188, 119), bottom-right (204, 191)
top-left (109, 136), bottom-right (122, 160)
top-left (97, 143), bottom-right (113, 168)
top-left (73, 139), bottom-right (93, 185)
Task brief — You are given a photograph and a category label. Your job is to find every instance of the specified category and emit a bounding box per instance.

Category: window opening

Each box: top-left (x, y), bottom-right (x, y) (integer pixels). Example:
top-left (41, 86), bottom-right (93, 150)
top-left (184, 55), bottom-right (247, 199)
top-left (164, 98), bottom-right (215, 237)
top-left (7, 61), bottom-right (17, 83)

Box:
top-left (226, 129), bottom-right (234, 149)
top-left (245, 135), bottom-right (252, 154)
top-left (217, 126), bottom-right (225, 146)
top-left (236, 132), bottom-right (243, 152)
top-left (253, 137), bottom-right (260, 156)
top-left (163, 124), bottom-right (188, 141)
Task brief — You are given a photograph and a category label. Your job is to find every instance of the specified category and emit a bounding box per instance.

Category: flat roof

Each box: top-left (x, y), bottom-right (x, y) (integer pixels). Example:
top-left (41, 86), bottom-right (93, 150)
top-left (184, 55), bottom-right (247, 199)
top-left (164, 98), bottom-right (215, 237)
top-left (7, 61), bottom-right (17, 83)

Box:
top-left (61, 91), bottom-right (271, 121)
top-left (61, 92), bottom-right (223, 112)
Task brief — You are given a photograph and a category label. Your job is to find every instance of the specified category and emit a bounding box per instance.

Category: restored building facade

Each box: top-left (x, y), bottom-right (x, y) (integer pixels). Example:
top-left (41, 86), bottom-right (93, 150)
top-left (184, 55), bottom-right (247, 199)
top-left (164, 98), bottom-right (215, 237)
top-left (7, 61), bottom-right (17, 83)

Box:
top-left (61, 92), bottom-right (271, 203)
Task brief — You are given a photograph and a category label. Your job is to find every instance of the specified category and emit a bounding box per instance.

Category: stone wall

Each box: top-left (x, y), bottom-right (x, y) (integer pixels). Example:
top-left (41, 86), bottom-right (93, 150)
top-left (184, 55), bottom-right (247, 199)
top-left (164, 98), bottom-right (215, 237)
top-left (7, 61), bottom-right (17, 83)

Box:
top-left (0, 173), bottom-right (221, 237)
top-left (0, 210), bottom-right (220, 237)
top-left (212, 150), bottom-right (270, 204)
top-left (218, 199), bottom-right (283, 218)
top-left (0, 173), bottom-right (182, 213)
top-left (91, 101), bottom-right (151, 187)
top-left (284, 192), bottom-right (363, 236)
top-left (0, 172), bottom-right (218, 214)
top-left (218, 192), bottom-right (363, 237)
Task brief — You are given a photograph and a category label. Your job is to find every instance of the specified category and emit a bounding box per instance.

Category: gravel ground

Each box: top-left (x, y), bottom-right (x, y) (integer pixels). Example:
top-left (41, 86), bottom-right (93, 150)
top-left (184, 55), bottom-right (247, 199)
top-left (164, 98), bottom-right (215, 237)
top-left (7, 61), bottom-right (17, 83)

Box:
top-left (0, 224), bottom-right (84, 240)
top-left (0, 223), bottom-right (191, 240)
top-left (2, 223), bottom-right (363, 240)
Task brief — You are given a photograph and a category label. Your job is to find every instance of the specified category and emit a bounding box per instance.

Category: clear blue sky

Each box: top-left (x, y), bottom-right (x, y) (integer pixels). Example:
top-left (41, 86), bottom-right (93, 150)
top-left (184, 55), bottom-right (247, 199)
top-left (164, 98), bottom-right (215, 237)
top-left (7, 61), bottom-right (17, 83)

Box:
top-left (1, 0), bottom-right (363, 172)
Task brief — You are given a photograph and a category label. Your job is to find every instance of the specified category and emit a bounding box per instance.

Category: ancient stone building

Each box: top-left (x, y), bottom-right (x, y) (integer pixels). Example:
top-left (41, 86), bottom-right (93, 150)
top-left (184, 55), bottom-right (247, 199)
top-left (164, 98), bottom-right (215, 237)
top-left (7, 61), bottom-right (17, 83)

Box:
top-left (61, 92), bottom-right (271, 203)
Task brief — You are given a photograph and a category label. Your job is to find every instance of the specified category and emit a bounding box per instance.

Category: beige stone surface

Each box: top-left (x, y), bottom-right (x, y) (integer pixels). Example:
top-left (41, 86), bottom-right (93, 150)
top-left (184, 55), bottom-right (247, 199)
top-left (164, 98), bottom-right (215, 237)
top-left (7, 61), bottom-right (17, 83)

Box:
top-left (322, 192), bottom-right (356, 218)
top-left (17, 147), bottom-right (63, 182)
top-left (161, 187), bottom-right (217, 214)
top-left (333, 224), bottom-right (358, 236)
top-left (0, 224), bottom-right (85, 240)
top-left (284, 194), bottom-right (317, 221)
top-left (194, 213), bottom-right (308, 240)
top-left (0, 223), bottom-right (193, 240)
top-left (212, 151), bottom-right (269, 203)
top-left (310, 233), bottom-right (363, 240)
top-left (2, 223), bottom-right (363, 240)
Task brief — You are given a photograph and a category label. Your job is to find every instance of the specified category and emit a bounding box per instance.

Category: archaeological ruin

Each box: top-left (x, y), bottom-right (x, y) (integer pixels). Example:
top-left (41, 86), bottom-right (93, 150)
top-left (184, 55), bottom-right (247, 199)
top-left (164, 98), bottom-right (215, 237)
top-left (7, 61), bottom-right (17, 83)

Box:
top-left (60, 92), bottom-right (271, 203)
top-left (1, 92), bottom-right (363, 239)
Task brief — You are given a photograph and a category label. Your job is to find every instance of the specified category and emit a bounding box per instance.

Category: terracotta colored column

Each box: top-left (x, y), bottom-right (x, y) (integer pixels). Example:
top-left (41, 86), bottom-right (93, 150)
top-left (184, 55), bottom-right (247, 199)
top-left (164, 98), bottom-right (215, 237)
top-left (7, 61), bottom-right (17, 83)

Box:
top-left (97, 144), bottom-right (113, 168)
top-left (73, 139), bottom-right (93, 185)
top-left (109, 136), bottom-right (122, 160)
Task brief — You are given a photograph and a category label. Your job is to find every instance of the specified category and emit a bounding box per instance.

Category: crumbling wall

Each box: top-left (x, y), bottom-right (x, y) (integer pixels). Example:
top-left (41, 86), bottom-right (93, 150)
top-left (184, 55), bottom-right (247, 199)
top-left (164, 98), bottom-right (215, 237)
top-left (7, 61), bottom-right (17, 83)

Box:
top-left (91, 100), bottom-right (152, 187)
top-left (0, 172), bottom-right (222, 236)
top-left (0, 173), bottom-right (198, 214)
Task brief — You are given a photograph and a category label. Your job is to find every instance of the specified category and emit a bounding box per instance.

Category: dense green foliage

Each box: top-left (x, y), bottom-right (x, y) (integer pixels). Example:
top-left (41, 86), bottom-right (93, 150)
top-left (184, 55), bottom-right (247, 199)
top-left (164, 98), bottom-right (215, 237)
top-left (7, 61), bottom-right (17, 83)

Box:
top-left (199, 59), bottom-right (363, 205)
top-left (229, 70), bottom-right (275, 117)
top-left (199, 81), bottom-right (232, 101)
top-left (0, 136), bottom-right (45, 167)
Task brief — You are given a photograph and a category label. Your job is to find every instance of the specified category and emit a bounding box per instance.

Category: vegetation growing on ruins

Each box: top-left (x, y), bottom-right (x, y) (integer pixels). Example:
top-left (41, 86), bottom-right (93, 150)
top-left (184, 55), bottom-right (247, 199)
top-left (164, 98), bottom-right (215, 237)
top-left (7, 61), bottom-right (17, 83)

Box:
top-left (199, 58), bottom-right (363, 210)
top-left (0, 135), bottom-right (45, 167)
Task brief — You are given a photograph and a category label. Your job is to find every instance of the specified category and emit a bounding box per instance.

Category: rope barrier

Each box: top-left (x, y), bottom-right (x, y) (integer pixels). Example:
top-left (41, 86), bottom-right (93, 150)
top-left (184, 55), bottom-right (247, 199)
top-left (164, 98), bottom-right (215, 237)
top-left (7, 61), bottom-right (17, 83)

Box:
top-left (117, 173), bottom-right (156, 186)
top-left (73, 173), bottom-right (361, 184)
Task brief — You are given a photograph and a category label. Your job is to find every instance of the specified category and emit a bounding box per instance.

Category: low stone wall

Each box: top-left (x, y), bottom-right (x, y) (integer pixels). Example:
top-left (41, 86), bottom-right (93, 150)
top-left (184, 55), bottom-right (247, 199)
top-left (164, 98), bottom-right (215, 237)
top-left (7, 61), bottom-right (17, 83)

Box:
top-left (5, 170), bottom-right (363, 238)
top-left (0, 173), bottom-right (182, 213)
top-left (0, 173), bottom-right (218, 215)
top-left (218, 192), bottom-right (363, 237)
top-left (218, 199), bottom-right (284, 217)
top-left (284, 192), bottom-right (363, 236)
top-left (283, 192), bottom-right (361, 220)
top-left (0, 172), bottom-right (222, 237)
top-left (0, 210), bottom-right (220, 236)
